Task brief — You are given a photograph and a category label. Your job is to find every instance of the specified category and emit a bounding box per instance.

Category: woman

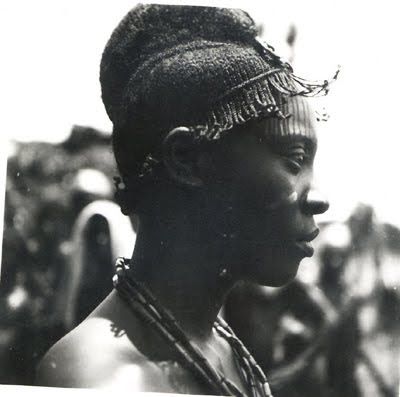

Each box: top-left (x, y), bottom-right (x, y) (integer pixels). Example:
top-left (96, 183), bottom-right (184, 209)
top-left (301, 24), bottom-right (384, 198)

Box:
top-left (36, 4), bottom-right (332, 395)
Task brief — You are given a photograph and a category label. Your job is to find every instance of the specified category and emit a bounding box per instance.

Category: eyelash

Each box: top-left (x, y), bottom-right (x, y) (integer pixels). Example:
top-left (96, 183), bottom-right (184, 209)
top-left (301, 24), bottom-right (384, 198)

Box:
top-left (284, 149), bottom-right (308, 174)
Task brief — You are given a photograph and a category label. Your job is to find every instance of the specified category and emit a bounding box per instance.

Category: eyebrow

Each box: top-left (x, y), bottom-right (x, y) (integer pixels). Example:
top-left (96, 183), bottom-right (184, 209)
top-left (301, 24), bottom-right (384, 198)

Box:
top-left (265, 133), bottom-right (318, 153)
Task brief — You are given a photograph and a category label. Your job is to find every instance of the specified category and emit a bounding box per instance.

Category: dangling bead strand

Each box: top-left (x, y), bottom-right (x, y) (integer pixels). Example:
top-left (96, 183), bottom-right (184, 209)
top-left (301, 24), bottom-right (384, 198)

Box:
top-left (113, 258), bottom-right (273, 397)
top-left (115, 259), bottom-right (242, 395)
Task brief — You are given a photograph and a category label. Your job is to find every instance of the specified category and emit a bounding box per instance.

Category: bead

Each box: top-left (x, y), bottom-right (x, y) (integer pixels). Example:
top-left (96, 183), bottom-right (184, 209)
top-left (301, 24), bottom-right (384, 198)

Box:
top-left (115, 257), bottom-right (125, 268)
top-left (115, 267), bottom-right (124, 276)
top-left (112, 274), bottom-right (119, 287)
top-left (114, 262), bottom-right (272, 397)
top-left (263, 382), bottom-right (272, 397)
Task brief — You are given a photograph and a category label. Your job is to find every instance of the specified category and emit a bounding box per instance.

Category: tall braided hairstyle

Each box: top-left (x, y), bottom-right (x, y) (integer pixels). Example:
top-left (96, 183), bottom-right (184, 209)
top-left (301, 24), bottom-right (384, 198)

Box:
top-left (100, 4), bottom-right (334, 215)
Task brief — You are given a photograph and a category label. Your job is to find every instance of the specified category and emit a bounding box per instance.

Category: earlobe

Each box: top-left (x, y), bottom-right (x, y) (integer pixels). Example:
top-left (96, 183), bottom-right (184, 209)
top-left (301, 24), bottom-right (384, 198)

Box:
top-left (162, 127), bottom-right (204, 187)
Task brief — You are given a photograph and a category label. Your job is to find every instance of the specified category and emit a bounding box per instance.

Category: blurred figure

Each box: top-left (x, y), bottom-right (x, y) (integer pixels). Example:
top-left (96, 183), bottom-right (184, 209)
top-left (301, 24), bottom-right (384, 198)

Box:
top-left (225, 203), bottom-right (397, 397)
top-left (49, 168), bottom-right (136, 330)
top-left (63, 199), bottom-right (136, 329)
top-left (225, 278), bottom-right (334, 397)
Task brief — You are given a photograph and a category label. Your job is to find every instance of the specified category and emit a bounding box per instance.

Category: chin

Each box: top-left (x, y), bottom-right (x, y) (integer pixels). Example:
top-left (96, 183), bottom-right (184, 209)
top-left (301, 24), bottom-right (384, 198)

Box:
top-left (250, 257), bottom-right (301, 287)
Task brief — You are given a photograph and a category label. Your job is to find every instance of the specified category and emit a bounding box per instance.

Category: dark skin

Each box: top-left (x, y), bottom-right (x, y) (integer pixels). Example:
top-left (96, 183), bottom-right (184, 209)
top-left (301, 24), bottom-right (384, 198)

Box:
top-left (36, 97), bottom-right (328, 393)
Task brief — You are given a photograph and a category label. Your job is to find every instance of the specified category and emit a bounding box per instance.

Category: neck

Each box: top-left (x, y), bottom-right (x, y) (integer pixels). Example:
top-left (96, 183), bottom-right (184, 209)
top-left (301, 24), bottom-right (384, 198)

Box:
top-left (129, 214), bottom-right (235, 342)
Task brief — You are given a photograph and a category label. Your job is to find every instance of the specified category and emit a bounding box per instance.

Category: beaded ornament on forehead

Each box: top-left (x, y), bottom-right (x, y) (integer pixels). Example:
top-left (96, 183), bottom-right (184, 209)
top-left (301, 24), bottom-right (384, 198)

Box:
top-left (113, 95), bottom-right (320, 215)
top-left (262, 95), bottom-right (317, 140)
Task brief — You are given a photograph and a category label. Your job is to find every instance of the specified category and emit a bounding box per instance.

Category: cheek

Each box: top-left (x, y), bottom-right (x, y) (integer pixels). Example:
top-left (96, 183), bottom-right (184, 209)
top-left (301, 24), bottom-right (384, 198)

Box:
top-left (233, 167), bottom-right (297, 229)
top-left (266, 191), bottom-right (298, 210)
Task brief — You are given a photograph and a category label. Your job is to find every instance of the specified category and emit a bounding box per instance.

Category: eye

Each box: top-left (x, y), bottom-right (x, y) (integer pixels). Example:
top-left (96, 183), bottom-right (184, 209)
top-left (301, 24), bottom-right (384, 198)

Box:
top-left (284, 148), bottom-right (307, 174)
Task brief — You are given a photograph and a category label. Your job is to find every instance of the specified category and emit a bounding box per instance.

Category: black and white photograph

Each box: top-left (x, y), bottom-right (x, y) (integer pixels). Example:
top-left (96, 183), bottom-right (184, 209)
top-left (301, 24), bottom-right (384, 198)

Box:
top-left (1, 1), bottom-right (399, 396)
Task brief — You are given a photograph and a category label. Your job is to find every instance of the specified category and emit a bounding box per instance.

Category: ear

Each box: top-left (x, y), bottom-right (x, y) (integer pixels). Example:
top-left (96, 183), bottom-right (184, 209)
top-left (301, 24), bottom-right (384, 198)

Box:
top-left (162, 127), bottom-right (204, 187)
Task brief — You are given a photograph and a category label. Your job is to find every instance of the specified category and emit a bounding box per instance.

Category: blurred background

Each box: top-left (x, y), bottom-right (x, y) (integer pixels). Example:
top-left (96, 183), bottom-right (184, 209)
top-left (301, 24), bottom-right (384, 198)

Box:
top-left (1, 0), bottom-right (399, 396)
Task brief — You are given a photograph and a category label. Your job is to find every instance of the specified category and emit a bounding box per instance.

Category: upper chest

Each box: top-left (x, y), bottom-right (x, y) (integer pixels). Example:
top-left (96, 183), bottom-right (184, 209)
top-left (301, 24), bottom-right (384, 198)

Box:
top-left (109, 356), bottom-right (247, 395)
top-left (106, 331), bottom-right (248, 395)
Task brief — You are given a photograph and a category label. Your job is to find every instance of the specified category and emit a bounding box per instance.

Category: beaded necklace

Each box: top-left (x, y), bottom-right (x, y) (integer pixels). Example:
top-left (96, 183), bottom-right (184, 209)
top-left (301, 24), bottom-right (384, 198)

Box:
top-left (113, 257), bottom-right (273, 397)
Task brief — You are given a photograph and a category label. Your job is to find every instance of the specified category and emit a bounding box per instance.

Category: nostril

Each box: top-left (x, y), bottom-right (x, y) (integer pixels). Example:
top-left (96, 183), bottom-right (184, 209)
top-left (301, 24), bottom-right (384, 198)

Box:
top-left (305, 190), bottom-right (329, 215)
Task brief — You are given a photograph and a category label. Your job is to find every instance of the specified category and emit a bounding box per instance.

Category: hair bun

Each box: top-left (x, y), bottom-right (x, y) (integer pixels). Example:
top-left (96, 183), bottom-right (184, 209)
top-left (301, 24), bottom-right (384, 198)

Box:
top-left (100, 4), bottom-right (257, 124)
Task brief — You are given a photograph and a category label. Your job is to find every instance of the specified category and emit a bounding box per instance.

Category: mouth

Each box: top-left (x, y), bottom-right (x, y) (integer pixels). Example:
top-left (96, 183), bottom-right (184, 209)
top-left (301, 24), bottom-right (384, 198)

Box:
top-left (294, 229), bottom-right (320, 258)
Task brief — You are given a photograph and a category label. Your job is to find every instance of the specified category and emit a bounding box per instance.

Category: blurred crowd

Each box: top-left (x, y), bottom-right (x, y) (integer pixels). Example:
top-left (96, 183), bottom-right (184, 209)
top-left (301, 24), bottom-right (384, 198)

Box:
top-left (1, 126), bottom-right (116, 384)
top-left (1, 126), bottom-right (399, 396)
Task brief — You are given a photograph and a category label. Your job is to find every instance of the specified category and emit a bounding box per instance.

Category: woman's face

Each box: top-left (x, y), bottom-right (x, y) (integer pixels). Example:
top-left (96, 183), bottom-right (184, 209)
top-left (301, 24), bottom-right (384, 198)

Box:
top-left (210, 97), bottom-right (328, 286)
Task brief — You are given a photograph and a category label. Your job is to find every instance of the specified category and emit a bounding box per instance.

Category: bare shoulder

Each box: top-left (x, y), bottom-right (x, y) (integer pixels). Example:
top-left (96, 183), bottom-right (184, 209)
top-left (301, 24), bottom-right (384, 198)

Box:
top-left (36, 291), bottom-right (204, 393)
top-left (36, 315), bottom-right (169, 390)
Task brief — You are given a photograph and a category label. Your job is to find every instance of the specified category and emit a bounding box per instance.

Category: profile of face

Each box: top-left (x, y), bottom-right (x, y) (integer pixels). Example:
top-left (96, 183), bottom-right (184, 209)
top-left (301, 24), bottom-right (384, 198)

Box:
top-left (204, 96), bottom-right (329, 286)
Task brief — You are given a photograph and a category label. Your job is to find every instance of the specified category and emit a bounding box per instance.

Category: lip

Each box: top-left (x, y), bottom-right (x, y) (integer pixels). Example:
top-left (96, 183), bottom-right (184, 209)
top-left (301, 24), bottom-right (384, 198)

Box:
top-left (293, 228), bottom-right (320, 257)
top-left (294, 241), bottom-right (314, 257)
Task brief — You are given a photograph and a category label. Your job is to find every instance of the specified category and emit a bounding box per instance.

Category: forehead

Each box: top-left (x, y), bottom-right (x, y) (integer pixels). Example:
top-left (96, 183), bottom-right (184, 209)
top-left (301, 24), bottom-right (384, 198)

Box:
top-left (260, 96), bottom-right (317, 144)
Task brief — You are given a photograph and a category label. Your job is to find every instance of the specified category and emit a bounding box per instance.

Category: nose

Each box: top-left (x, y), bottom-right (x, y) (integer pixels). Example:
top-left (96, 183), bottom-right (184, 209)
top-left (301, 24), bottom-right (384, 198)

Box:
top-left (303, 189), bottom-right (329, 215)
